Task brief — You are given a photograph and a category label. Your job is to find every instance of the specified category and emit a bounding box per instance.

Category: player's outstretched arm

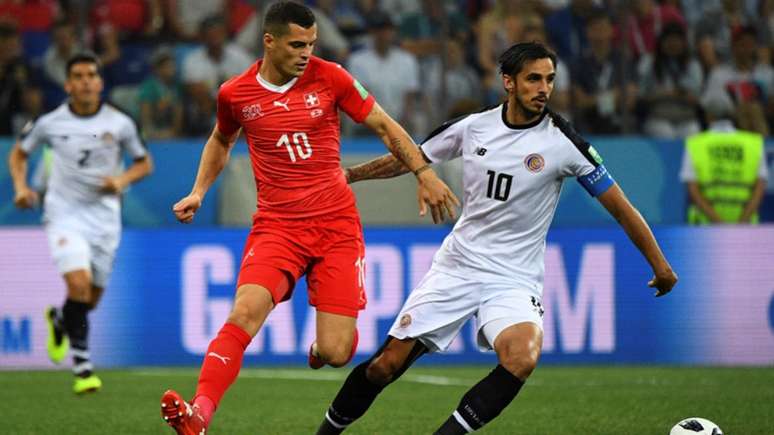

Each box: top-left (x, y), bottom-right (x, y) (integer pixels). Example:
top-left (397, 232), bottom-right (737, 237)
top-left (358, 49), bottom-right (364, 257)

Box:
top-left (362, 103), bottom-right (460, 223)
top-left (173, 126), bottom-right (240, 223)
top-left (8, 142), bottom-right (39, 209)
top-left (597, 183), bottom-right (678, 297)
top-left (344, 151), bottom-right (430, 183)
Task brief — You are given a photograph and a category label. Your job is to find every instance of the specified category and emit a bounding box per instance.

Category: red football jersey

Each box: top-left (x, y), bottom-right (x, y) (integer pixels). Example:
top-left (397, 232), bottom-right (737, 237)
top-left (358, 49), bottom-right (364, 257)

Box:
top-left (217, 56), bottom-right (376, 219)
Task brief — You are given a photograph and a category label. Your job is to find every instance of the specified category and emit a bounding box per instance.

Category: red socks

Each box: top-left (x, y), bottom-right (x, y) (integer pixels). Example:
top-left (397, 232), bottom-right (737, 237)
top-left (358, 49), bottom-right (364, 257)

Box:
top-left (193, 323), bottom-right (252, 426)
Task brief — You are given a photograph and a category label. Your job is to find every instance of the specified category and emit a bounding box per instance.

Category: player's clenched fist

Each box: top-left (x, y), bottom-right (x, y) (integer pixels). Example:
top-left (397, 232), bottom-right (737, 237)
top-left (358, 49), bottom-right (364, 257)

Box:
top-left (13, 186), bottom-right (39, 209)
top-left (648, 268), bottom-right (678, 297)
top-left (173, 193), bottom-right (202, 224)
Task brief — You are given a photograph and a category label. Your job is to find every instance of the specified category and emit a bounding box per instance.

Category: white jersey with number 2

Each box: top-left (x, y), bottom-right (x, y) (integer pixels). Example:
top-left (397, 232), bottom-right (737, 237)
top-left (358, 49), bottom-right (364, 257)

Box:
top-left (20, 103), bottom-right (147, 237)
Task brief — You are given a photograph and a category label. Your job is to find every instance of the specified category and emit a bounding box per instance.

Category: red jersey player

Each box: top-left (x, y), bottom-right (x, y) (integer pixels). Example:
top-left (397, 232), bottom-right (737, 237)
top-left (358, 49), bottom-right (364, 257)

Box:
top-left (160, 2), bottom-right (459, 434)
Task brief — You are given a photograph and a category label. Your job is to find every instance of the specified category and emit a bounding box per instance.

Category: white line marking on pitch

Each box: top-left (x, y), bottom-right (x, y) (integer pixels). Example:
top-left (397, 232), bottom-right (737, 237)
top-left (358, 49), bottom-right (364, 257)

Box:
top-left (133, 369), bottom-right (472, 386)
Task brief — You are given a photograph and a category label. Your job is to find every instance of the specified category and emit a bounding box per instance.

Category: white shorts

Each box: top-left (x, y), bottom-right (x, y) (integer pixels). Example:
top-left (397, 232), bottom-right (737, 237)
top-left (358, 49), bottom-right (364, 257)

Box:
top-left (388, 268), bottom-right (545, 352)
top-left (45, 225), bottom-right (119, 288)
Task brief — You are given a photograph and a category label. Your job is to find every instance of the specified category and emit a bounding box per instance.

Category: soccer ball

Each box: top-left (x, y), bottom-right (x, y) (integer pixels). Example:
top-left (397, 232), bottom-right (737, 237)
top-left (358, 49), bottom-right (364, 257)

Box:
top-left (669, 417), bottom-right (723, 435)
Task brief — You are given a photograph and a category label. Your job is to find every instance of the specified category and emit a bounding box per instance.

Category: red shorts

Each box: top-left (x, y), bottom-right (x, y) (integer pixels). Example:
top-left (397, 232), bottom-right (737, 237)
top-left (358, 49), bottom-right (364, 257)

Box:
top-left (237, 212), bottom-right (367, 317)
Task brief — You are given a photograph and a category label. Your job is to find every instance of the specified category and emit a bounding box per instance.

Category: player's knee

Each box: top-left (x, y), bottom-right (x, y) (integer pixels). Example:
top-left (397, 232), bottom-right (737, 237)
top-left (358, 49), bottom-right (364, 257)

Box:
top-left (65, 280), bottom-right (91, 301)
top-left (226, 302), bottom-right (262, 335)
top-left (497, 341), bottom-right (539, 379)
top-left (316, 340), bottom-right (351, 367)
top-left (499, 350), bottom-right (539, 380)
top-left (365, 352), bottom-right (402, 386)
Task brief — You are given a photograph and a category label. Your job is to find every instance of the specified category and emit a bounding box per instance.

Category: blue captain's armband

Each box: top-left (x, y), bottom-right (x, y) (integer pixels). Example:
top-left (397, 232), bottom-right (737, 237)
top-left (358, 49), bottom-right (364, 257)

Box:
top-left (577, 164), bottom-right (614, 197)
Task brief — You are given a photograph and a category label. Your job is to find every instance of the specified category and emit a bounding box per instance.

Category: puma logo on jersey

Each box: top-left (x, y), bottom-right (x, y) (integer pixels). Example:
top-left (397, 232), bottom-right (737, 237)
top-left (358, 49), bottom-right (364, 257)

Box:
top-left (273, 99), bottom-right (290, 111)
top-left (475, 147), bottom-right (487, 156)
top-left (207, 352), bottom-right (231, 365)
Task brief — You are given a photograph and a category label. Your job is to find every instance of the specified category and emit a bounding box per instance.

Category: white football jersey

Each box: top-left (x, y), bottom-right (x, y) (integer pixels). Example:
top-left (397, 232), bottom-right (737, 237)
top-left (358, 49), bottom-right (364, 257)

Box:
top-left (20, 103), bottom-right (147, 235)
top-left (422, 104), bottom-right (614, 293)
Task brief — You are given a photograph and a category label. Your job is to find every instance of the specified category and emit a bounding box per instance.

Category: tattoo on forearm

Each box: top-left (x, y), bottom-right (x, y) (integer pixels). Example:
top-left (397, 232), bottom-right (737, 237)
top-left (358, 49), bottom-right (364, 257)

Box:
top-left (348, 154), bottom-right (411, 182)
top-left (389, 137), bottom-right (413, 166)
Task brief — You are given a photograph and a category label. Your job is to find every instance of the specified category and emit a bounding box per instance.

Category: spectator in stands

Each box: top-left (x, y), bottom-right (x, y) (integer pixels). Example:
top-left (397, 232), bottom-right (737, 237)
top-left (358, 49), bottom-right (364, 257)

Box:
top-left (138, 48), bottom-right (182, 139)
top-left (90, 0), bottom-right (163, 42)
top-left (235, 0), bottom-right (349, 62)
top-left (93, 24), bottom-right (122, 91)
top-left (315, 0), bottom-right (366, 36)
top-left (702, 25), bottom-right (773, 136)
top-left (679, 0), bottom-right (719, 29)
top-left (347, 11), bottom-right (420, 135)
top-left (165, 0), bottom-right (225, 41)
top-left (544, 0), bottom-right (598, 64)
top-left (399, 0), bottom-right (468, 63)
top-left (397, 0), bottom-right (468, 133)
top-left (0, 0), bottom-right (60, 33)
top-left (12, 83), bottom-right (43, 135)
top-left (92, 23), bottom-right (151, 94)
top-left (181, 15), bottom-right (252, 135)
top-left (184, 13), bottom-right (254, 92)
top-left (477, 0), bottom-right (538, 102)
top-left (753, 0), bottom-right (774, 65)
top-left (636, 22), bottom-right (703, 138)
top-left (625, 0), bottom-right (686, 60)
top-left (181, 83), bottom-right (214, 137)
top-left (381, 0), bottom-right (420, 25)
top-left (694, 0), bottom-right (756, 73)
top-left (424, 38), bottom-right (483, 119)
top-left (0, 20), bottom-right (38, 135)
top-left (571, 10), bottom-right (637, 134)
top-left (680, 92), bottom-right (769, 224)
top-left (43, 19), bottom-right (81, 87)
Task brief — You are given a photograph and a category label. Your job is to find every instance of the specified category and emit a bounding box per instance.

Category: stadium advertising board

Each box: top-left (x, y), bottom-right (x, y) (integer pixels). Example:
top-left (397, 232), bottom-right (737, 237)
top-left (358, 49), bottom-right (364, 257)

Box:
top-left (1, 226), bottom-right (773, 368)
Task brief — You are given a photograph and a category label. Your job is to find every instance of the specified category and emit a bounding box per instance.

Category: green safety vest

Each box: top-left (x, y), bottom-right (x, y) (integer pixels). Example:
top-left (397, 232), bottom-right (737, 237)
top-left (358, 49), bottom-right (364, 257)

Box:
top-left (685, 129), bottom-right (763, 224)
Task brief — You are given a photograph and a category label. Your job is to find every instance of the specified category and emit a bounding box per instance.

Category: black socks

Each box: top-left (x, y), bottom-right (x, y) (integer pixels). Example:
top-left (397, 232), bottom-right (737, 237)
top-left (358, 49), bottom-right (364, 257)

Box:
top-left (316, 361), bottom-right (385, 434)
top-left (62, 299), bottom-right (91, 378)
top-left (434, 365), bottom-right (525, 434)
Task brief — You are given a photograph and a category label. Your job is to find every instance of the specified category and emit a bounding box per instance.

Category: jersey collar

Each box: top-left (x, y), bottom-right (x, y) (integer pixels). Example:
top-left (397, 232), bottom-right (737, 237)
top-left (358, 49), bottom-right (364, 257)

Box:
top-left (67, 101), bottom-right (103, 118)
top-left (501, 102), bottom-right (547, 130)
top-left (256, 72), bottom-right (299, 93)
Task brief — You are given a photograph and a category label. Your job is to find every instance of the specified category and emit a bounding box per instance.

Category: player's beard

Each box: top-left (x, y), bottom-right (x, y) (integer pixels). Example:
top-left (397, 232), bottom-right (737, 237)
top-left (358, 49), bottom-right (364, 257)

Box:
top-left (514, 94), bottom-right (544, 121)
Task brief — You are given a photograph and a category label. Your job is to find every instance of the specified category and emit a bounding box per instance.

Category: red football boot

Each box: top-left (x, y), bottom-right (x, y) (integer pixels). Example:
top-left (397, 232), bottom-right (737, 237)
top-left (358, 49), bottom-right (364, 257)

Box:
top-left (161, 390), bottom-right (207, 435)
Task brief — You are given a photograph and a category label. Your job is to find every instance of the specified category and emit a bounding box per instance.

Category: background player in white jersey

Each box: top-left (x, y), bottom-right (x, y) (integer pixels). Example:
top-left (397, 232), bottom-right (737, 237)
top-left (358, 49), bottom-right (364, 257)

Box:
top-left (8, 52), bottom-right (153, 394)
top-left (315, 42), bottom-right (678, 434)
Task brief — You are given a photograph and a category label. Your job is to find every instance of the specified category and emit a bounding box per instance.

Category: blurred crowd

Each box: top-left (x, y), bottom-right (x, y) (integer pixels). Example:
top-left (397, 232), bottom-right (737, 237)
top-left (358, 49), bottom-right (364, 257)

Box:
top-left (2, 0), bottom-right (774, 140)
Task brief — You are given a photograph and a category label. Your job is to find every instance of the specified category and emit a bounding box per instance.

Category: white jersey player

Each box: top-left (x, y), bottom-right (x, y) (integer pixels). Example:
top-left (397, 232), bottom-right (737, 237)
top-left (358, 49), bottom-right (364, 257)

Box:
top-left (316, 42), bottom-right (678, 435)
top-left (9, 52), bottom-right (153, 394)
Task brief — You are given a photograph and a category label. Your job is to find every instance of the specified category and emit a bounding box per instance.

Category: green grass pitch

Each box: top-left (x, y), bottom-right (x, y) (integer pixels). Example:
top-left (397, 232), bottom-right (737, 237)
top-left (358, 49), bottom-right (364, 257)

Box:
top-left (2, 365), bottom-right (772, 434)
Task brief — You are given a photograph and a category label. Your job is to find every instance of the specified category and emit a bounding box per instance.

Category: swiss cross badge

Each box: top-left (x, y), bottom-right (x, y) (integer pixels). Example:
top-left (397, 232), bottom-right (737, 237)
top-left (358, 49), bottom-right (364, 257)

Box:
top-left (304, 92), bottom-right (320, 108)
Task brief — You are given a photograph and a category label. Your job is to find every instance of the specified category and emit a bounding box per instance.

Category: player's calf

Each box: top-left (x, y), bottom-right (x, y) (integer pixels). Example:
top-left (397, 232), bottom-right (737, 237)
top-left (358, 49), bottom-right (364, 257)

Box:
top-left (316, 361), bottom-right (384, 435)
top-left (316, 338), bottom-right (427, 434)
top-left (434, 365), bottom-right (525, 435)
top-left (364, 349), bottom-right (405, 385)
top-left (498, 351), bottom-right (539, 381)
